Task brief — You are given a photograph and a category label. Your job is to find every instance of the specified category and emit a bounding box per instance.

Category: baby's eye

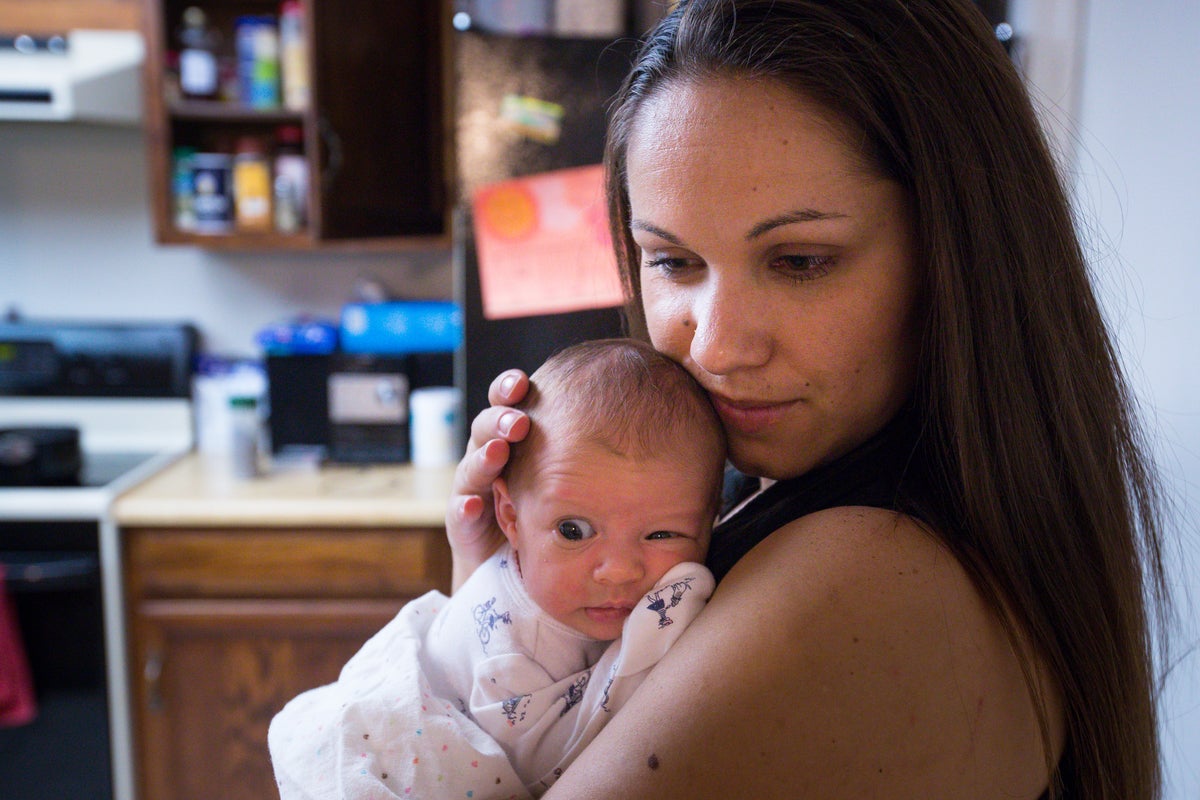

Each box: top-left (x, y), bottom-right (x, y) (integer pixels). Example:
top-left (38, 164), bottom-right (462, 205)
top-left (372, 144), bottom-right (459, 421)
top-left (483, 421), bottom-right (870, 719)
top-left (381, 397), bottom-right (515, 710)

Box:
top-left (646, 531), bottom-right (676, 540)
top-left (556, 519), bottom-right (596, 541)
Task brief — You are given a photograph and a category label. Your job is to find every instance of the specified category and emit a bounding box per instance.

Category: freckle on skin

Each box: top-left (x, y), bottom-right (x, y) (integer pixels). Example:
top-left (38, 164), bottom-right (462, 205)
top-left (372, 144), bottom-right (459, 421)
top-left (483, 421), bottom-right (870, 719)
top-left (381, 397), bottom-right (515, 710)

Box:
top-left (647, 753), bottom-right (660, 770)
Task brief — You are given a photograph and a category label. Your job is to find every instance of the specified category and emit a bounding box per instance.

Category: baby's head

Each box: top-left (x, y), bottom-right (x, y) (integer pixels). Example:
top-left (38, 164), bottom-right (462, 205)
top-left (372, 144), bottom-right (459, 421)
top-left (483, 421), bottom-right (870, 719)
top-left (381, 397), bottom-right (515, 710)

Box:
top-left (493, 338), bottom-right (726, 640)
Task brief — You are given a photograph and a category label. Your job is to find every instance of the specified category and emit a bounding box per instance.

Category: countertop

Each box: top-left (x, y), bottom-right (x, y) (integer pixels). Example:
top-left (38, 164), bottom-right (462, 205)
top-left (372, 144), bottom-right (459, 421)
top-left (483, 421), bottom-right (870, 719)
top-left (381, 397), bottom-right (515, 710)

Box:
top-left (112, 452), bottom-right (455, 528)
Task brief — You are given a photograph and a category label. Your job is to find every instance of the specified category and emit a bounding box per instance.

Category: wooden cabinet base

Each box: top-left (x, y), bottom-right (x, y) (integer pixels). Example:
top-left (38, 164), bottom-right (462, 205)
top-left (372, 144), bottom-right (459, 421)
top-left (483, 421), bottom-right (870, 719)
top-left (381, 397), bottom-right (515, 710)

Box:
top-left (123, 526), bottom-right (450, 800)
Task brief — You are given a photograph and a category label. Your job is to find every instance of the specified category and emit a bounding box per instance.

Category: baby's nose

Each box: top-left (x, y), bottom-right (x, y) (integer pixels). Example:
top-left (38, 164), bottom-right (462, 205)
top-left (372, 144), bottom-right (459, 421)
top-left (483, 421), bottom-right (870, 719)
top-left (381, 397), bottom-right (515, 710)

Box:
top-left (593, 547), bottom-right (645, 585)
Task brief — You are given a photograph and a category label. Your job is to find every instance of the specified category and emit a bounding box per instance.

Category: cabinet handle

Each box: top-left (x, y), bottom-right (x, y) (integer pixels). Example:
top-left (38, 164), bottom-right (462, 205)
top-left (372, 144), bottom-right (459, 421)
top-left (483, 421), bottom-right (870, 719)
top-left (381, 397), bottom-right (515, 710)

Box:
top-left (144, 649), bottom-right (164, 712)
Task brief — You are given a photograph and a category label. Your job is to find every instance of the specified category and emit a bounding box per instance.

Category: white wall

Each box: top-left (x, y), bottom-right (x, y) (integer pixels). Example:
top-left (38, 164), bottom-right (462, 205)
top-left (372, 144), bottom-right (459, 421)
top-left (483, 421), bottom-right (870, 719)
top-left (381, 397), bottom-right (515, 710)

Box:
top-left (1074, 1), bottom-right (1200, 797)
top-left (0, 122), bottom-right (453, 357)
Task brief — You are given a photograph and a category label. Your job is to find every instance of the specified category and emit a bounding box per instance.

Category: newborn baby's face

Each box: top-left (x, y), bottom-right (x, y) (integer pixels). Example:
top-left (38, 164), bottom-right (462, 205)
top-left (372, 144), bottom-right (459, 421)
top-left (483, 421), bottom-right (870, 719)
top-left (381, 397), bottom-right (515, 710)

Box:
top-left (501, 438), bottom-right (713, 640)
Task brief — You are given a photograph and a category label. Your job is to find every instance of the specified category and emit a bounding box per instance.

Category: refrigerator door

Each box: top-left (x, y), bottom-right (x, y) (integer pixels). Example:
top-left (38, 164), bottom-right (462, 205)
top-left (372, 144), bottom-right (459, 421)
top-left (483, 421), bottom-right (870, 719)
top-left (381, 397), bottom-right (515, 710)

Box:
top-left (455, 31), bottom-right (635, 423)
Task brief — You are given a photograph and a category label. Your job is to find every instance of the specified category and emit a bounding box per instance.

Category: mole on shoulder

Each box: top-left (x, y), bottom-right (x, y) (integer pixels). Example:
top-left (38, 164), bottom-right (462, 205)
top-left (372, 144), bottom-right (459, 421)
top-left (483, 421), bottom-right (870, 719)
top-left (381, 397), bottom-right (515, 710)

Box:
top-left (647, 753), bottom-right (660, 770)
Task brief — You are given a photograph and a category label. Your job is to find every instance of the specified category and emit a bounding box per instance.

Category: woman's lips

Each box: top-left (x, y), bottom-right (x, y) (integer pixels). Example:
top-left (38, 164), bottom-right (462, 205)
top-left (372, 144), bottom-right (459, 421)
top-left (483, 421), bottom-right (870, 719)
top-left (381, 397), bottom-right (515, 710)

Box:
top-left (709, 394), bottom-right (795, 435)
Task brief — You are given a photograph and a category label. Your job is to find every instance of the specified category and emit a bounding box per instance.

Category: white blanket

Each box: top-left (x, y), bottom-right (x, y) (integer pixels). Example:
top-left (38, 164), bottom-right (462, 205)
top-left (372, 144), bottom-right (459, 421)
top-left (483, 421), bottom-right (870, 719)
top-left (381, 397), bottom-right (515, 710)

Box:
top-left (269, 546), bottom-right (713, 799)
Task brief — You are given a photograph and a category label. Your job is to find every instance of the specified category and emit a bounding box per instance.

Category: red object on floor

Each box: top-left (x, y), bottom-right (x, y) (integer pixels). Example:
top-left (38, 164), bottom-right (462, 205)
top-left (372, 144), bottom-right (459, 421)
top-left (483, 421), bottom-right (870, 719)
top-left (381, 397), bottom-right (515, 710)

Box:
top-left (0, 563), bottom-right (38, 727)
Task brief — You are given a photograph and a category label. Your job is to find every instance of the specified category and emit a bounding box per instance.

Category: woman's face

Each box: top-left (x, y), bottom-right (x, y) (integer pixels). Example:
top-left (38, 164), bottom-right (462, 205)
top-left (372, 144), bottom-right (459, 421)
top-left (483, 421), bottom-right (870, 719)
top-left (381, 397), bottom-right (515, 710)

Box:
top-left (626, 77), bottom-right (921, 480)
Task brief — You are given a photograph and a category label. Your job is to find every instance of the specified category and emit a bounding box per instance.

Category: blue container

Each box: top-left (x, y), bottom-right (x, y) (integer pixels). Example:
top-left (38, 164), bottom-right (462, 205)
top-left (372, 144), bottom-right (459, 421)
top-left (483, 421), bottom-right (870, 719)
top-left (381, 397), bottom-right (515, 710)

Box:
top-left (255, 318), bottom-right (338, 355)
top-left (191, 152), bottom-right (234, 234)
top-left (340, 301), bottom-right (463, 354)
top-left (236, 15), bottom-right (280, 108)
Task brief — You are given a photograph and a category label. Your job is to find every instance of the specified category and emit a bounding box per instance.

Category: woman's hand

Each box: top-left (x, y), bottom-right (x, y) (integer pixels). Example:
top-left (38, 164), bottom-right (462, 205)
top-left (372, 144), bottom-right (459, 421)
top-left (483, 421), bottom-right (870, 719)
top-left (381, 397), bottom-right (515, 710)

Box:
top-left (446, 369), bottom-right (531, 590)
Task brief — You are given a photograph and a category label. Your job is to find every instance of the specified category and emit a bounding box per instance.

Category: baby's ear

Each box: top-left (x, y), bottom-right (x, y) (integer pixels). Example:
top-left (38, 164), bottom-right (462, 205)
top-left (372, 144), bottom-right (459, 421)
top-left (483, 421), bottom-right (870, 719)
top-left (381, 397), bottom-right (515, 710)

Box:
top-left (493, 477), bottom-right (519, 545)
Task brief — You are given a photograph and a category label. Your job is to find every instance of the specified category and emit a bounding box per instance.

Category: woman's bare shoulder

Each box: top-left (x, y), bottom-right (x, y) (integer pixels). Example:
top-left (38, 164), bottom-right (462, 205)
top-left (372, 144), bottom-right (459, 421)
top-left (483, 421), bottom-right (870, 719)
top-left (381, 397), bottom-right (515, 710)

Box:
top-left (545, 506), bottom-right (1058, 800)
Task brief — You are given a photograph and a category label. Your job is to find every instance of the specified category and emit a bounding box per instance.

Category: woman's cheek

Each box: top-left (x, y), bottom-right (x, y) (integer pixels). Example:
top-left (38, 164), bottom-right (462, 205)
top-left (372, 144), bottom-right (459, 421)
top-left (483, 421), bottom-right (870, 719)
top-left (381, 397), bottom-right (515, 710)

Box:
top-left (641, 279), bottom-right (690, 357)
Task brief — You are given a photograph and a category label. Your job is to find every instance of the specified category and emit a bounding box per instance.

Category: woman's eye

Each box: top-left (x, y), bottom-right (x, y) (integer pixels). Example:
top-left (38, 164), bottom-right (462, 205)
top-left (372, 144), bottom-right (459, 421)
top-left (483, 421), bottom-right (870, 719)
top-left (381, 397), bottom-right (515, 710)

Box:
top-left (556, 519), bottom-right (596, 541)
top-left (643, 255), bottom-right (699, 277)
top-left (772, 253), bottom-right (834, 281)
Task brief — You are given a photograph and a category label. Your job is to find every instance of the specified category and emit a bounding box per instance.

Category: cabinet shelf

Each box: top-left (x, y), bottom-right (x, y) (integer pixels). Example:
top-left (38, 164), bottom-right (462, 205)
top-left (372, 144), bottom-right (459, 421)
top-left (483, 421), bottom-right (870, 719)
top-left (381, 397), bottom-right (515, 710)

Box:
top-left (155, 228), bottom-right (451, 252)
top-left (167, 99), bottom-right (306, 124)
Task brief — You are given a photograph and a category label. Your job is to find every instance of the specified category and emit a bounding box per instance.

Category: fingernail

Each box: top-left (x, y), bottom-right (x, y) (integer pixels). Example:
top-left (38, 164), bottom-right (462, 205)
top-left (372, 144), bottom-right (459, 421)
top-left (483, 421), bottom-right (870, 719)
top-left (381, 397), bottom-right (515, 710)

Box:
top-left (500, 373), bottom-right (518, 397)
top-left (498, 411), bottom-right (517, 437)
top-left (459, 496), bottom-right (479, 522)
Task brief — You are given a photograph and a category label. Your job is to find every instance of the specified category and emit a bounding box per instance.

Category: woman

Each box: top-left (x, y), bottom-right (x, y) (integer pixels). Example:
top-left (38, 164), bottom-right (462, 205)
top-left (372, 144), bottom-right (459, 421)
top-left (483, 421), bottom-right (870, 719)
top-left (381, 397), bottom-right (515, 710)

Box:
top-left (449, 1), bottom-right (1169, 797)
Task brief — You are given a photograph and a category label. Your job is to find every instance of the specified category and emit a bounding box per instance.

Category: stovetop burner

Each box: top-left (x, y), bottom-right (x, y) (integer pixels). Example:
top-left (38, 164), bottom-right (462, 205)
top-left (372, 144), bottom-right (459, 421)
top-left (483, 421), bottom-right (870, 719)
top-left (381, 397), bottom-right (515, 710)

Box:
top-left (0, 426), bottom-right (81, 486)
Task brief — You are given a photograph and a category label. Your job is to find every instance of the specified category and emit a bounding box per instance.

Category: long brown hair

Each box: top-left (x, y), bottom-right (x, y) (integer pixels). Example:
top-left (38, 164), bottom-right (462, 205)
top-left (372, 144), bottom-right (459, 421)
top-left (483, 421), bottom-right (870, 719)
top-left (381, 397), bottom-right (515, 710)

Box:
top-left (604, 1), bottom-right (1169, 798)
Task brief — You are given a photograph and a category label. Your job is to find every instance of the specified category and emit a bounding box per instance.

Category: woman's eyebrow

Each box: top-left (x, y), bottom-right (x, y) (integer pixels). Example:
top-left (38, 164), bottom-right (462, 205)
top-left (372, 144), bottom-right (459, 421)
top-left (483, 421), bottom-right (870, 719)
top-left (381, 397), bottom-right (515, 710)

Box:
top-left (630, 219), bottom-right (683, 245)
top-left (746, 209), bottom-right (848, 240)
top-left (632, 210), bottom-right (848, 246)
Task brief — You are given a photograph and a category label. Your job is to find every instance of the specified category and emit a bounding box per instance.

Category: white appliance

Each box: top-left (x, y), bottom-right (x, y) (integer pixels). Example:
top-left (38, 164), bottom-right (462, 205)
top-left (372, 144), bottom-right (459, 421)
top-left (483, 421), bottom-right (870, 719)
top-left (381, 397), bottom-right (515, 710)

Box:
top-left (0, 320), bottom-right (197, 800)
top-left (0, 30), bottom-right (144, 123)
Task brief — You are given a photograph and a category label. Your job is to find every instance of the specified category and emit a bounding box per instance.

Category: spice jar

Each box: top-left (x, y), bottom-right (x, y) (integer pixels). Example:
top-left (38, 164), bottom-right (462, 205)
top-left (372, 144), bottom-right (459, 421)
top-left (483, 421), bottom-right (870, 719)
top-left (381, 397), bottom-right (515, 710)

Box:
top-left (233, 136), bottom-right (272, 232)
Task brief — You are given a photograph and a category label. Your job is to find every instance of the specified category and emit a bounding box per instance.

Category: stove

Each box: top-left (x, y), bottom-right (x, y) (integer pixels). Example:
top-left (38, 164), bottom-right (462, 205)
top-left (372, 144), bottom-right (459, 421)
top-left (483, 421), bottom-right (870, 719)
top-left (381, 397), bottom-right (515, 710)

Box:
top-left (0, 319), bottom-right (197, 800)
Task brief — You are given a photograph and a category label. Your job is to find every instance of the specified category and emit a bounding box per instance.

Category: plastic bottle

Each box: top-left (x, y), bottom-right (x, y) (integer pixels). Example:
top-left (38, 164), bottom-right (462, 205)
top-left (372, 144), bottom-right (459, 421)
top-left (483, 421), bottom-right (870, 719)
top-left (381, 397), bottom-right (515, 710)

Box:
top-left (227, 395), bottom-right (262, 479)
top-left (233, 137), bottom-right (272, 232)
top-left (172, 146), bottom-right (197, 231)
top-left (235, 15), bottom-right (261, 105)
top-left (191, 152), bottom-right (235, 234)
top-left (279, 1), bottom-right (309, 111)
top-left (238, 15), bottom-right (281, 108)
top-left (178, 6), bottom-right (219, 99)
top-left (272, 125), bottom-right (308, 233)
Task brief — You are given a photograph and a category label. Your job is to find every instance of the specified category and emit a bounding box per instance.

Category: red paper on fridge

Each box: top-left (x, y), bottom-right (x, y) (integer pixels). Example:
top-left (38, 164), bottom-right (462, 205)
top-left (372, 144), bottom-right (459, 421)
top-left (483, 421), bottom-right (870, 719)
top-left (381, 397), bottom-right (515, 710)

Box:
top-left (472, 164), bottom-right (624, 320)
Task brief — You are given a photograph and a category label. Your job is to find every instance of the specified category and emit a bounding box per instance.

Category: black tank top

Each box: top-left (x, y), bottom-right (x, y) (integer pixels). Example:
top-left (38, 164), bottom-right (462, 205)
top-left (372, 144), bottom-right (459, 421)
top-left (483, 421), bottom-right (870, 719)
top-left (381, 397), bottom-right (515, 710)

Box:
top-left (705, 411), bottom-right (1066, 800)
top-left (707, 408), bottom-right (932, 583)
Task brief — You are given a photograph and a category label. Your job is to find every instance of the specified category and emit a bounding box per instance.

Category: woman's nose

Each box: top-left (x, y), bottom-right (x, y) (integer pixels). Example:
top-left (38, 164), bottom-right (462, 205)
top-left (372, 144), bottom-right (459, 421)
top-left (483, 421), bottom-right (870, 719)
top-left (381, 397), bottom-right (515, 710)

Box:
top-left (688, 272), bottom-right (772, 376)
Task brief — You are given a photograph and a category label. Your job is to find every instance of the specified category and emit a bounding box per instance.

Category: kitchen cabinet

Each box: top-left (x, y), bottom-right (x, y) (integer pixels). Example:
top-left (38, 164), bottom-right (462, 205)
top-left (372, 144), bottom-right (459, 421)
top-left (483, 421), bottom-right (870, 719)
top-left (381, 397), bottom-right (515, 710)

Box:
top-left (122, 524), bottom-right (451, 800)
top-left (139, 0), bottom-right (452, 250)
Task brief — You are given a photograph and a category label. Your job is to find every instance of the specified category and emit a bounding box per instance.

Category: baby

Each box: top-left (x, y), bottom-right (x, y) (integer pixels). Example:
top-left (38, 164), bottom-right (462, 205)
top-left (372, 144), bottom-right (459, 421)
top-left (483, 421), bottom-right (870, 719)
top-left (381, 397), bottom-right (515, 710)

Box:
top-left (269, 338), bottom-right (725, 799)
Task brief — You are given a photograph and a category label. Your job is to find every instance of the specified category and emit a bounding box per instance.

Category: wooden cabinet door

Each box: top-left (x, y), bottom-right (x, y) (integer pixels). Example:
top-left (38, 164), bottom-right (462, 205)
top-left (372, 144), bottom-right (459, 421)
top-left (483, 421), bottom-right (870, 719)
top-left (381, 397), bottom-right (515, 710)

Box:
top-left (130, 598), bottom-right (400, 800)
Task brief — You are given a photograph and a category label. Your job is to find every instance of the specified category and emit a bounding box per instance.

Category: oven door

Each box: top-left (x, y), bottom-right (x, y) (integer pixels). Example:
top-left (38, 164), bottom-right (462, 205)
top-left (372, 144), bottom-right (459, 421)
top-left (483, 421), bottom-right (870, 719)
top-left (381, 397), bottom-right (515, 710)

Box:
top-left (0, 520), bottom-right (112, 800)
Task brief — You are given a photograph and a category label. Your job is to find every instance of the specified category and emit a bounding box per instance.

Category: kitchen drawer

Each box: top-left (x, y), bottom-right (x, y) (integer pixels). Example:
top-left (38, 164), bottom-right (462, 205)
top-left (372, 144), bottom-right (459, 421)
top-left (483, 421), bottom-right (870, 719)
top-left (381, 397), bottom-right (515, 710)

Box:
top-left (124, 527), bottom-right (450, 599)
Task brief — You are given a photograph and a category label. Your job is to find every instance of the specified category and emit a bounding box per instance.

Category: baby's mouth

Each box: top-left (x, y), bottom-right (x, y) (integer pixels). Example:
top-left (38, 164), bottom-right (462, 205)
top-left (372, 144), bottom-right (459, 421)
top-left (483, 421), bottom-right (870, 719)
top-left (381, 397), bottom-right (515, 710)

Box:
top-left (584, 605), bottom-right (634, 624)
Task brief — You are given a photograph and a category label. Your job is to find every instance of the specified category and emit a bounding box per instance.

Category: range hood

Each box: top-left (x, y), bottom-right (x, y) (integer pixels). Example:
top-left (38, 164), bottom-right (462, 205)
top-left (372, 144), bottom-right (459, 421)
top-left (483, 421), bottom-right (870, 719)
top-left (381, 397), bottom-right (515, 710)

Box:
top-left (0, 30), bottom-right (144, 124)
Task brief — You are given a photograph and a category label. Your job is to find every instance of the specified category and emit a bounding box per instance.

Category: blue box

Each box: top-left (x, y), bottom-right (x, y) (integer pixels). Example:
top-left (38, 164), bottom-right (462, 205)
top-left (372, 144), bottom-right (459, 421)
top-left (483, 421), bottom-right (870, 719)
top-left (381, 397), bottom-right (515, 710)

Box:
top-left (339, 301), bottom-right (463, 354)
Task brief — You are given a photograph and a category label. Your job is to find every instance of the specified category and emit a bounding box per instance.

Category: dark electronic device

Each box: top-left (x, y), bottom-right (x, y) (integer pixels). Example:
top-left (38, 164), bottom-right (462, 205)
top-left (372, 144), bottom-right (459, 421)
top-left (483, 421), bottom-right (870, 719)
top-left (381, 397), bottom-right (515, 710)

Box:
top-left (266, 350), bottom-right (453, 462)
